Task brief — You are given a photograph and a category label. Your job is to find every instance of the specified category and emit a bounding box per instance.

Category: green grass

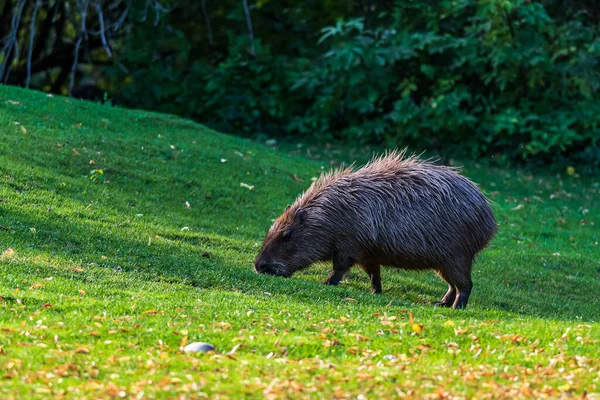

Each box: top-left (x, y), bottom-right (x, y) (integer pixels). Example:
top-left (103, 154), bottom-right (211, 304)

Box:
top-left (1, 85), bottom-right (599, 399)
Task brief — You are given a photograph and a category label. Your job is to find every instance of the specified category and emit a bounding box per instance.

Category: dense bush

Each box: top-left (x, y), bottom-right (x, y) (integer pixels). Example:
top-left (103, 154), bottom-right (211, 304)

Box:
top-left (4, 0), bottom-right (599, 170)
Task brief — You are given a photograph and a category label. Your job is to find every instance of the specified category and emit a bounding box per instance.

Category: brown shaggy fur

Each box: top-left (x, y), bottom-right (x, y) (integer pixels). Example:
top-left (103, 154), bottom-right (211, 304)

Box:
top-left (255, 150), bottom-right (497, 309)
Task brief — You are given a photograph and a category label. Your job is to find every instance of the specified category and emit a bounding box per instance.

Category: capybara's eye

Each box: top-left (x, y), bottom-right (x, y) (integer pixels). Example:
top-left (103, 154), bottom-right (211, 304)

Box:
top-left (282, 230), bottom-right (293, 241)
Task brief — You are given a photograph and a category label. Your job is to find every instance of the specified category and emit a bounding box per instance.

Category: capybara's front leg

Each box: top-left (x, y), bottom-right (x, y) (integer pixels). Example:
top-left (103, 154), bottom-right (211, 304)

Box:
top-left (360, 263), bottom-right (382, 294)
top-left (324, 252), bottom-right (354, 286)
top-left (434, 284), bottom-right (456, 308)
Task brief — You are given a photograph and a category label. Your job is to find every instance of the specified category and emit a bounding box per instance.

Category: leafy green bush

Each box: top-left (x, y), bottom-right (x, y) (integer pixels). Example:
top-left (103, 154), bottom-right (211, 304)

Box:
top-left (113, 0), bottom-right (600, 171)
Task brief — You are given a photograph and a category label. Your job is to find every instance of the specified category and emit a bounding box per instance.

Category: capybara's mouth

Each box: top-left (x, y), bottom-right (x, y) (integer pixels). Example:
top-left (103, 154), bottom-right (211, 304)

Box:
top-left (256, 267), bottom-right (292, 278)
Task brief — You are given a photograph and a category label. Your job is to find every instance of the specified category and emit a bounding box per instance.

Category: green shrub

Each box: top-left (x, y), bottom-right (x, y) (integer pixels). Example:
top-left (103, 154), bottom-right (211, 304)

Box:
top-left (114, 0), bottom-right (600, 171)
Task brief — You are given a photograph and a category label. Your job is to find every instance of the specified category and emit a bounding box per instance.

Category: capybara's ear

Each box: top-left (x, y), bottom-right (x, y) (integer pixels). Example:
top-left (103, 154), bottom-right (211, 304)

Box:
top-left (295, 208), bottom-right (307, 224)
top-left (285, 204), bottom-right (291, 211)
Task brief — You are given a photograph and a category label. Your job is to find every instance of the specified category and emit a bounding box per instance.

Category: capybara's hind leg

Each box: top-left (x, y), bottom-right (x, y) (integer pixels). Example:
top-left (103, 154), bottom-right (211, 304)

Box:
top-left (436, 259), bottom-right (473, 309)
top-left (324, 252), bottom-right (354, 286)
top-left (434, 270), bottom-right (457, 307)
top-left (360, 263), bottom-right (382, 294)
top-left (453, 278), bottom-right (473, 309)
top-left (448, 258), bottom-right (474, 309)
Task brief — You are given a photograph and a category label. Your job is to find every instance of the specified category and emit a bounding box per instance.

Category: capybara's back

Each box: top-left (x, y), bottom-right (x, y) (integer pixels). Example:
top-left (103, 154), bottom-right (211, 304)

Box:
top-left (255, 150), bottom-right (497, 309)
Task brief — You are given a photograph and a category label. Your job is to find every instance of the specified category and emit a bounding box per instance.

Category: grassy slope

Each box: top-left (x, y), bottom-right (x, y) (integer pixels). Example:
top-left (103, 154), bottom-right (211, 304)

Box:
top-left (0, 85), bottom-right (599, 399)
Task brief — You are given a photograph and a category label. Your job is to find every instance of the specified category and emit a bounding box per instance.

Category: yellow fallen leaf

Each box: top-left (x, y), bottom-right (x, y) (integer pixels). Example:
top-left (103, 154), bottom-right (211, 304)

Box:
top-left (78, 289), bottom-right (86, 295)
top-left (344, 298), bottom-right (357, 303)
top-left (75, 348), bottom-right (90, 354)
top-left (444, 320), bottom-right (455, 327)
top-left (566, 166), bottom-right (575, 176)
top-left (411, 324), bottom-right (423, 334)
top-left (30, 283), bottom-right (44, 289)
top-left (20, 125), bottom-right (27, 134)
top-left (1, 247), bottom-right (15, 259)
top-left (240, 183), bottom-right (254, 190)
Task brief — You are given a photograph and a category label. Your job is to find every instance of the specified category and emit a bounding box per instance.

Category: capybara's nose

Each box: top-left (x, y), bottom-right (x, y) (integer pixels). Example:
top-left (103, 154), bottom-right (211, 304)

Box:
top-left (255, 261), bottom-right (267, 273)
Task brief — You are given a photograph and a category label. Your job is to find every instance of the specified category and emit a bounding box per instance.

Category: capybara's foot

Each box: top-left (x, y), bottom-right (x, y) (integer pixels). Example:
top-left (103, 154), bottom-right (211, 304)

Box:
top-left (324, 278), bottom-right (340, 286)
top-left (370, 287), bottom-right (382, 294)
top-left (452, 290), bottom-right (471, 309)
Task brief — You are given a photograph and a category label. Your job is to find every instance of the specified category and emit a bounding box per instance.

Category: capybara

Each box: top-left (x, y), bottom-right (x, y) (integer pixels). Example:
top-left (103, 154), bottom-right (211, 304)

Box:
top-left (254, 150), bottom-right (497, 309)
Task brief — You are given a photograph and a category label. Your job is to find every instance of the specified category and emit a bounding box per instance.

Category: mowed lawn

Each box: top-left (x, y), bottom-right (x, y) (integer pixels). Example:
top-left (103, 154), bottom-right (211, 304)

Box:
top-left (1, 85), bottom-right (599, 399)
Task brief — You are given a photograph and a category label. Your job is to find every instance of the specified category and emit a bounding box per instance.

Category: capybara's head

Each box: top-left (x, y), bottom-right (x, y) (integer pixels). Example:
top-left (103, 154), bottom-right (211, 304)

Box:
top-left (255, 206), bottom-right (323, 277)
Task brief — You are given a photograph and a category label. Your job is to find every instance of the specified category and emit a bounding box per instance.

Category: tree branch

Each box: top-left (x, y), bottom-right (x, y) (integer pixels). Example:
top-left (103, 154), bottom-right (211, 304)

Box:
top-left (201, 0), bottom-right (213, 46)
top-left (94, 1), bottom-right (112, 57)
top-left (69, 0), bottom-right (89, 96)
top-left (1, 0), bottom-right (27, 82)
top-left (242, 0), bottom-right (255, 57)
top-left (26, 0), bottom-right (43, 88)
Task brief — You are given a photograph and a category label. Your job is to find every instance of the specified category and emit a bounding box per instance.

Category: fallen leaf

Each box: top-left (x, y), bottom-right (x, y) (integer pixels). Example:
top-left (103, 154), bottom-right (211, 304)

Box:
top-left (221, 159), bottom-right (227, 163)
top-left (566, 166), bottom-right (575, 176)
top-left (185, 201), bottom-right (191, 208)
top-left (41, 304), bottom-right (53, 308)
top-left (89, 160), bottom-right (96, 165)
top-left (20, 125), bottom-right (27, 134)
top-left (240, 183), bottom-right (254, 190)
top-left (71, 267), bottom-right (84, 273)
top-left (344, 298), bottom-right (357, 303)
top-left (180, 335), bottom-right (188, 348)
top-left (444, 320), bottom-right (455, 327)
top-left (411, 324), bottom-right (423, 334)
top-left (292, 174), bottom-right (304, 182)
top-left (5, 100), bottom-right (21, 105)
top-left (144, 308), bottom-right (158, 315)
top-left (1, 248), bottom-right (15, 259)
top-left (72, 148), bottom-right (81, 156)
top-left (30, 283), bottom-right (44, 289)
top-left (75, 348), bottom-right (90, 354)
top-left (511, 204), bottom-right (524, 211)
top-left (78, 289), bottom-right (86, 295)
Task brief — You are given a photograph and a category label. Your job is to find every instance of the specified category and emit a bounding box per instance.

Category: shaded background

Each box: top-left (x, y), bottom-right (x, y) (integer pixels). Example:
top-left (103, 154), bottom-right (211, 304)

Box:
top-left (1, 0), bottom-right (599, 171)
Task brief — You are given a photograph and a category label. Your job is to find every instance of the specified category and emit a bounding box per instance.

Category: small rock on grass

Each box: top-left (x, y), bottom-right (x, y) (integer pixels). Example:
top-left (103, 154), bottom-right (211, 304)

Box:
top-left (183, 342), bottom-right (215, 353)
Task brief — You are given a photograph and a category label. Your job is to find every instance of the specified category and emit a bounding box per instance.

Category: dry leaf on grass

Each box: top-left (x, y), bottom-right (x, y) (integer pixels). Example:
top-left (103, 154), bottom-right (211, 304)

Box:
top-left (240, 183), bottom-right (254, 190)
top-left (1, 248), bottom-right (15, 259)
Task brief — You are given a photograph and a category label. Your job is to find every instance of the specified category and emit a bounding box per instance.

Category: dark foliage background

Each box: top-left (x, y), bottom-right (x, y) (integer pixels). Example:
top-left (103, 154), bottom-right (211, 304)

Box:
top-left (1, 0), bottom-right (599, 170)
